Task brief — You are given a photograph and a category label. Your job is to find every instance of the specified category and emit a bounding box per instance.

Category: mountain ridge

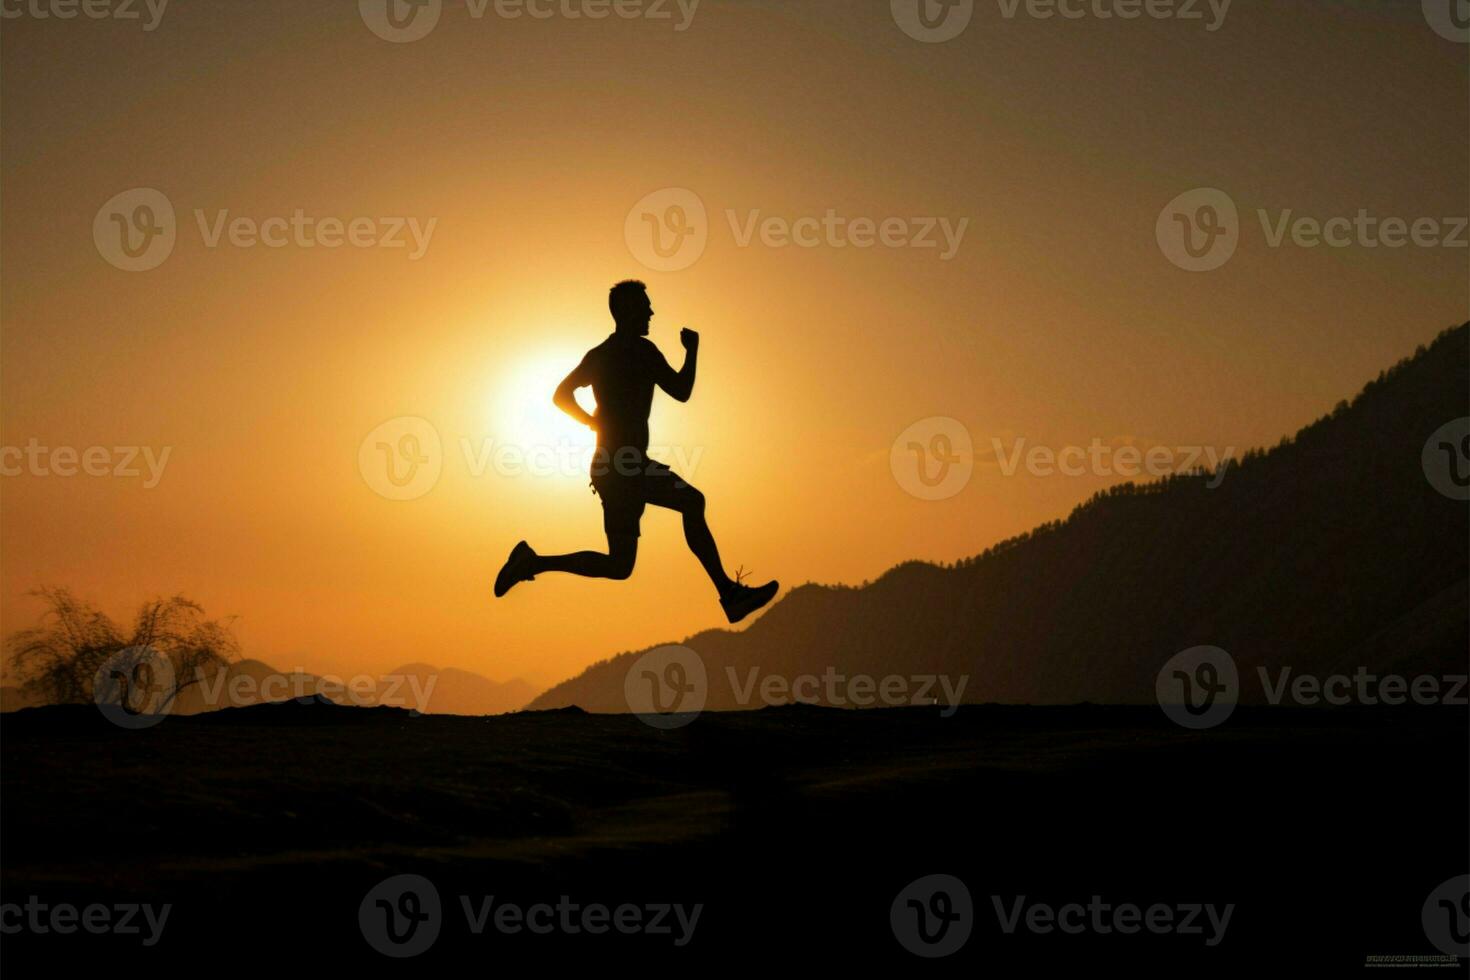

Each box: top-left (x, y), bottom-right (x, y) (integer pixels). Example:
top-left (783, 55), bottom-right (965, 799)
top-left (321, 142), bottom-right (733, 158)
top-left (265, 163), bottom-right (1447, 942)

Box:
top-left (530, 322), bottom-right (1470, 712)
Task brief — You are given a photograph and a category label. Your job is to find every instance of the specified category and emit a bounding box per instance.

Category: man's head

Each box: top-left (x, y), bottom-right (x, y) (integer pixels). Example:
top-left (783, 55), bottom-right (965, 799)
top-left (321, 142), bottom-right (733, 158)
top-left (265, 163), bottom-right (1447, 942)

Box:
top-left (609, 280), bottom-right (653, 336)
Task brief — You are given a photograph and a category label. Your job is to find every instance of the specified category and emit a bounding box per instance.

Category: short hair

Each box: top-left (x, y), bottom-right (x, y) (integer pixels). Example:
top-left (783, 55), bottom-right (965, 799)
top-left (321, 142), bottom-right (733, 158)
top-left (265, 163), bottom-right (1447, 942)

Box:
top-left (609, 279), bottom-right (648, 324)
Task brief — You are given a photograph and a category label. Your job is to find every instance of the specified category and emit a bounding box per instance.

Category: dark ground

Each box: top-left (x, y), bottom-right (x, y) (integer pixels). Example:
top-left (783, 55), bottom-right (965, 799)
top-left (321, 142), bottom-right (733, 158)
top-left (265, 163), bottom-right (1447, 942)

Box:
top-left (1, 701), bottom-right (1466, 973)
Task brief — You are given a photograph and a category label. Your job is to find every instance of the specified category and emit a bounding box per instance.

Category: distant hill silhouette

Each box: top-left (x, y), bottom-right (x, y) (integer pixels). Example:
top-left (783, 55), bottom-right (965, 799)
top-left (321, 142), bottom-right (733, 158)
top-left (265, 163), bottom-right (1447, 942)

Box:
top-left (169, 660), bottom-right (536, 715)
top-left (2, 658), bottom-right (537, 716)
top-left (376, 662), bottom-right (537, 716)
top-left (531, 323), bottom-right (1470, 711)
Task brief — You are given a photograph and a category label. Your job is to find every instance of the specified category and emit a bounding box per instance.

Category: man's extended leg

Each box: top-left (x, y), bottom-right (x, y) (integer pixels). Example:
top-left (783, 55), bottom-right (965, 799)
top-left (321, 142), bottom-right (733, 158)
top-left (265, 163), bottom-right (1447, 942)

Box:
top-left (643, 468), bottom-right (778, 623)
top-left (643, 475), bottom-right (731, 594)
top-left (494, 535), bottom-right (637, 597)
top-left (677, 488), bottom-right (736, 595)
top-left (532, 534), bottom-right (637, 580)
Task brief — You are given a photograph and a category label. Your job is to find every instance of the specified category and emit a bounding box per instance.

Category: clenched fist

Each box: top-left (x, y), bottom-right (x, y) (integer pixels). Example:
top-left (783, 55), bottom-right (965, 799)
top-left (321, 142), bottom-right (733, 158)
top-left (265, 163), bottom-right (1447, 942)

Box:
top-left (680, 327), bottom-right (700, 351)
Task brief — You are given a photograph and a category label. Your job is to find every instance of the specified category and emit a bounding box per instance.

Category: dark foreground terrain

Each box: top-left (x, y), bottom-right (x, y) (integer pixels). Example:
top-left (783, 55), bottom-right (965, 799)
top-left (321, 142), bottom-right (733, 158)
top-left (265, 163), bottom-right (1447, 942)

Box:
top-left (2, 700), bottom-right (1465, 972)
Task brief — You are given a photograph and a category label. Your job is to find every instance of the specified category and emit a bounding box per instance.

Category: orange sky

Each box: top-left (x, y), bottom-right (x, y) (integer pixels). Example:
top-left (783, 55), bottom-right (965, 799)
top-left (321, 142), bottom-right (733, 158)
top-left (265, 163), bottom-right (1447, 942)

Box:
top-left (2, 1), bottom-right (1466, 690)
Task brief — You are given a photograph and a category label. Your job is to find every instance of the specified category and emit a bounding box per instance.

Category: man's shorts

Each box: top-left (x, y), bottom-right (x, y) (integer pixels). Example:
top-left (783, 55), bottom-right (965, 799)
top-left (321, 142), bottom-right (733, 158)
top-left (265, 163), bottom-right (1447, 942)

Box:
top-left (590, 459), bottom-right (697, 539)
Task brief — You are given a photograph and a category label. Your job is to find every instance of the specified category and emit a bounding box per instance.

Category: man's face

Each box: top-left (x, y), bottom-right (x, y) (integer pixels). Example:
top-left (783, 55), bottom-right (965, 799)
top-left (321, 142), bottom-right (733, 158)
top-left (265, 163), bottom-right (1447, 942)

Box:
top-left (631, 291), bottom-right (653, 335)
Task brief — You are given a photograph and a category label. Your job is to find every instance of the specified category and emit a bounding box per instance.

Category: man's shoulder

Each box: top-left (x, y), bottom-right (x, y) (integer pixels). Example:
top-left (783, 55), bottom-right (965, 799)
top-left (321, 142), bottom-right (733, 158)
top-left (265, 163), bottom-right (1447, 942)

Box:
top-left (596, 334), bottom-right (662, 360)
top-left (630, 337), bottom-right (670, 365)
top-left (582, 335), bottom-right (617, 363)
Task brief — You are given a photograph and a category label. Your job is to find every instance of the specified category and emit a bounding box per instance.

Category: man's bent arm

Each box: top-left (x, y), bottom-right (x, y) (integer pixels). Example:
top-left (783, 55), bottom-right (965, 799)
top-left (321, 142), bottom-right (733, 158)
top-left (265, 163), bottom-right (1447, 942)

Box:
top-left (554, 361), bottom-right (597, 429)
top-left (658, 328), bottom-right (699, 403)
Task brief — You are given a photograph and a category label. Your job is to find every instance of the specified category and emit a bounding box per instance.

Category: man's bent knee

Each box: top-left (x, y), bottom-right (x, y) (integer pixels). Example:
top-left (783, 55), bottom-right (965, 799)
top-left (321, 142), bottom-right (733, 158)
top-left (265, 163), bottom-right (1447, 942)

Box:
top-left (606, 537), bottom-right (638, 580)
top-left (679, 486), bottom-right (706, 515)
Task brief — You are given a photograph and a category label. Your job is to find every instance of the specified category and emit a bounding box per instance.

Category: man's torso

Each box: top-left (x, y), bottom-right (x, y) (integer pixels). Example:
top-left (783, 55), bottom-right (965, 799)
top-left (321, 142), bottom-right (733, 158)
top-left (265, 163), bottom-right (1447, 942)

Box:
top-left (584, 333), bottom-right (661, 459)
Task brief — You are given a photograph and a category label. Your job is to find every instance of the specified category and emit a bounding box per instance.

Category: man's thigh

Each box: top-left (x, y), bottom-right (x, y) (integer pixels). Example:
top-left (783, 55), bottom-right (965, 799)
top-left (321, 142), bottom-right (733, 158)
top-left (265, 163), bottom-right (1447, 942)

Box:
top-left (595, 479), bottom-right (645, 538)
top-left (638, 462), bottom-right (700, 513)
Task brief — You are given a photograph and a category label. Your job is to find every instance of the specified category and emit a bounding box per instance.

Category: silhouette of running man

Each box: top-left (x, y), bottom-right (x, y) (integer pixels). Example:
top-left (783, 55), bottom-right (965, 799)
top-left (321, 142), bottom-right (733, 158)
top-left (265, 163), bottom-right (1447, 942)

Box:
top-left (494, 280), bottom-right (779, 624)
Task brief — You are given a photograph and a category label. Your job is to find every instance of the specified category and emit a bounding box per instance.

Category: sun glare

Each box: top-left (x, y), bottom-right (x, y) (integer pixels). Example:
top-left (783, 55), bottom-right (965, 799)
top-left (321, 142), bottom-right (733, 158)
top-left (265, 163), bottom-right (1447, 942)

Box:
top-left (492, 351), bottom-right (597, 471)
